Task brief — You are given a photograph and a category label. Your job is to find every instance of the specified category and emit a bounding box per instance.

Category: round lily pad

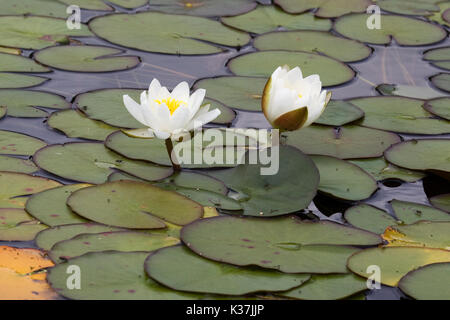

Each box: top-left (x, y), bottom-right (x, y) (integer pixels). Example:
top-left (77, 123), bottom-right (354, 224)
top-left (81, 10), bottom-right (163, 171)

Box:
top-left (221, 5), bottom-right (332, 34)
top-left (284, 125), bottom-right (401, 159)
top-left (0, 130), bottom-right (46, 156)
top-left (314, 100), bottom-right (364, 126)
top-left (384, 139), bottom-right (450, 176)
top-left (423, 46), bottom-right (450, 71)
top-left (0, 52), bottom-right (50, 73)
top-left (0, 73), bottom-right (48, 89)
top-left (0, 16), bottom-right (92, 50)
top-left (33, 142), bottom-right (173, 184)
top-left (181, 216), bottom-right (381, 273)
top-left (279, 273), bottom-right (367, 300)
top-left (0, 208), bottom-right (47, 241)
top-left (377, 0), bottom-right (440, 16)
top-left (390, 199), bottom-right (450, 224)
top-left (376, 83), bottom-right (447, 100)
top-left (35, 223), bottom-right (125, 251)
top-left (334, 13), bottom-right (447, 46)
top-left (254, 31), bottom-right (371, 62)
top-left (149, 0), bottom-right (257, 16)
top-left (345, 204), bottom-right (398, 234)
top-left (89, 12), bottom-right (250, 55)
top-left (67, 180), bottom-right (203, 229)
top-left (311, 155), bottom-right (377, 201)
top-left (347, 247), bottom-right (450, 286)
top-left (423, 97), bottom-right (450, 120)
top-left (430, 73), bottom-right (450, 93)
top-left (48, 110), bottom-right (118, 141)
top-left (228, 51), bottom-right (355, 87)
top-left (399, 262), bottom-right (450, 300)
top-left (146, 245), bottom-right (310, 295)
top-left (50, 231), bottom-right (179, 263)
top-left (275, 0), bottom-right (372, 17)
top-left (25, 184), bottom-right (91, 227)
top-left (0, 89), bottom-right (70, 118)
top-left (430, 194), bottom-right (450, 212)
top-left (34, 45), bottom-right (140, 73)
top-left (0, 156), bottom-right (38, 174)
top-left (58, 0), bottom-right (148, 10)
top-left (0, 0), bottom-right (69, 17)
top-left (348, 96), bottom-right (450, 135)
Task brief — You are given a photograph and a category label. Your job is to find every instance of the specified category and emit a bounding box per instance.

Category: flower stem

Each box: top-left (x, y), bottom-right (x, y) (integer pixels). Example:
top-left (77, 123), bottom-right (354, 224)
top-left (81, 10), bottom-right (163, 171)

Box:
top-left (165, 138), bottom-right (181, 171)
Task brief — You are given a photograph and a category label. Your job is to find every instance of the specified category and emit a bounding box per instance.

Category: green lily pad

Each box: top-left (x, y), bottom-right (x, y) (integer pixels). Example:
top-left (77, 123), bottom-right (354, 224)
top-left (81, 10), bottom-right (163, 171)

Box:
top-left (376, 84), bottom-right (447, 100)
top-left (35, 223), bottom-right (125, 251)
top-left (221, 5), bottom-right (332, 34)
top-left (347, 247), bottom-right (450, 286)
top-left (155, 170), bottom-right (228, 195)
top-left (58, 0), bottom-right (148, 10)
top-left (315, 100), bottom-right (364, 127)
top-left (384, 139), bottom-right (450, 176)
top-left (429, 1), bottom-right (450, 26)
top-left (33, 142), bottom-right (173, 184)
top-left (0, 156), bottom-right (38, 174)
top-left (89, 12), bottom-right (250, 55)
top-left (279, 273), bottom-right (367, 300)
top-left (67, 180), bottom-right (203, 229)
top-left (423, 97), bottom-right (450, 120)
top-left (47, 251), bottom-right (202, 299)
top-left (0, 89), bottom-right (70, 118)
top-left (334, 14), bottom-right (447, 46)
top-left (275, 0), bottom-right (372, 17)
top-left (430, 194), bottom-right (450, 212)
top-left (377, 0), bottom-right (440, 16)
top-left (228, 51), bottom-right (355, 87)
top-left (0, 208), bottom-right (47, 241)
top-left (194, 76), bottom-right (266, 112)
top-left (0, 16), bottom-right (92, 50)
top-left (107, 172), bottom-right (147, 183)
top-left (0, 130), bottom-right (46, 156)
top-left (34, 45), bottom-right (140, 73)
top-left (399, 262), bottom-right (450, 300)
top-left (25, 184), bottom-right (91, 227)
top-left (0, 73), bottom-right (48, 89)
top-left (283, 125), bottom-right (401, 159)
top-left (146, 245), bottom-right (310, 295)
top-left (0, 0), bottom-right (68, 17)
top-left (203, 98), bottom-right (236, 125)
top-left (349, 96), bottom-right (450, 135)
top-left (423, 46), bottom-right (450, 71)
top-left (0, 52), bottom-right (50, 73)
top-left (48, 110), bottom-right (119, 141)
top-left (349, 157), bottom-right (425, 182)
top-left (390, 199), bottom-right (450, 224)
top-left (254, 31), bottom-right (371, 62)
top-left (50, 231), bottom-right (180, 263)
top-left (430, 73), bottom-right (450, 93)
top-left (311, 155), bottom-right (377, 201)
top-left (181, 216), bottom-right (381, 273)
top-left (149, 0), bottom-right (257, 16)
top-left (0, 172), bottom-right (61, 208)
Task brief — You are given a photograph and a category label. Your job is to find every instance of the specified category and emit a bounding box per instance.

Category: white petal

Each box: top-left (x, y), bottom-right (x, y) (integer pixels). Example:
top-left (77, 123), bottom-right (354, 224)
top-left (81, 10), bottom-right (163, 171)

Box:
top-left (169, 105), bottom-right (191, 132)
top-left (171, 81), bottom-right (190, 100)
top-left (123, 95), bottom-right (147, 126)
top-left (286, 67), bottom-right (303, 83)
top-left (154, 129), bottom-right (170, 140)
top-left (186, 108), bottom-right (221, 131)
top-left (148, 79), bottom-right (162, 98)
top-left (188, 88), bottom-right (206, 116)
top-left (304, 90), bottom-right (327, 127)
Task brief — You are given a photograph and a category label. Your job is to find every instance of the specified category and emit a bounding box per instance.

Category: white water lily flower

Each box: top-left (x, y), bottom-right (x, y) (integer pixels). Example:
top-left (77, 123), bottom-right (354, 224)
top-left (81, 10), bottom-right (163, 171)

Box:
top-left (123, 79), bottom-right (221, 140)
top-left (262, 65), bottom-right (332, 131)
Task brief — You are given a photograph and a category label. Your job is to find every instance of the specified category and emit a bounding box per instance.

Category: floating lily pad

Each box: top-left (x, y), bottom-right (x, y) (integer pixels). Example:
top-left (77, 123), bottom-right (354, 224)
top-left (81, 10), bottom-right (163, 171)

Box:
top-left (35, 223), bottom-right (125, 251)
top-left (25, 184), bottom-right (91, 227)
top-left (33, 142), bottom-right (173, 184)
top-left (221, 5), bottom-right (332, 34)
top-left (0, 156), bottom-right (37, 174)
top-left (0, 89), bottom-right (70, 118)
top-left (67, 180), bottom-right (203, 229)
top-left (314, 100), bottom-right (364, 126)
top-left (89, 12), bottom-right (250, 55)
top-left (334, 14), bottom-right (447, 46)
top-left (254, 31), bottom-right (371, 62)
top-left (390, 199), bottom-right (450, 224)
top-left (149, 0), bottom-right (257, 16)
top-left (0, 16), bottom-right (92, 50)
top-left (384, 139), bottom-right (450, 176)
top-left (376, 84), bottom-right (447, 100)
top-left (0, 130), bottom-right (46, 156)
top-left (275, 0), bottom-right (372, 17)
top-left (430, 73), bottom-right (450, 93)
top-left (0, 172), bottom-right (61, 208)
top-left (430, 194), bottom-right (450, 212)
top-left (181, 216), bottom-right (381, 273)
top-left (279, 273), bottom-right (367, 300)
top-left (0, 0), bottom-right (68, 17)
top-left (146, 245), bottom-right (310, 295)
top-left (203, 98), bottom-right (236, 124)
top-left (349, 157), bottom-right (425, 182)
top-left (34, 45), bottom-right (140, 73)
top-left (423, 46), bottom-right (450, 71)
top-left (58, 0), bottom-right (148, 10)
top-left (429, 1), bottom-right (450, 26)
top-left (284, 125), bottom-right (401, 159)
top-left (0, 73), bottom-right (48, 89)
top-left (0, 52), bottom-right (50, 73)
top-left (0, 208), bottom-right (47, 241)
top-left (50, 231), bottom-right (180, 263)
top-left (228, 51), bottom-right (355, 87)
top-left (423, 97), bottom-right (450, 120)
top-left (399, 262), bottom-right (450, 300)
top-left (377, 0), bottom-right (440, 16)
top-left (349, 96), bottom-right (450, 135)
top-left (347, 247), bottom-right (450, 286)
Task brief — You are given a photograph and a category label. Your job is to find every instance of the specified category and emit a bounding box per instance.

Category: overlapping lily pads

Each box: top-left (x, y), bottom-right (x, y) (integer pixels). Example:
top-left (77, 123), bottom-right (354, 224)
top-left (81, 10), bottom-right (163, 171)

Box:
top-left (149, 0), bottom-right (257, 16)
top-left (58, 0), bottom-right (148, 10)
top-left (0, 130), bottom-right (46, 156)
top-left (423, 97), bottom-right (450, 120)
top-left (181, 216), bottom-right (381, 273)
top-left (430, 1), bottom-right (450, 26)
top-left (0, 0), bottom-right (68, 18)
top-left (334, 14), bottom-right (447, 46)
top-left (314, 100), bottom-right (364, 126)
top-left (430, 73), bottom-right (450, 93)
top-left (228, 51), bottom-right (355, 87)
top-left (275, 0), bottom-right (372, 17)
top-left (0, 156), bottom-right (37, 174)
top-left (376, 83), bottom-right (446, 100)
top-left (0, 73), bottom-right (48, 89)
top-left (377, 0), bottom-right (440, 16)
top-left (254, 31), bottom-right (372, 62)
top-left (0, 208), bottom-right (47, 241)
top-left (423, 46), bottom-right (450, 71)
top-left (430, 194), bottom-right (450, 212)
top-left (0, 52), bottom-right (50, 73)
top-left (89, 12), bottom-right (250, 55)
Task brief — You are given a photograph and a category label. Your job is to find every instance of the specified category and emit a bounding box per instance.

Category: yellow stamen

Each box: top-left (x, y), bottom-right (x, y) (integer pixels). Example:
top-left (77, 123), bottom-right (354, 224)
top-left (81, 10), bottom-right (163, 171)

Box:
top-left (155, 98), bottom-right (185, 115)
top-left (298, 93), bottom-right (302, 98)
